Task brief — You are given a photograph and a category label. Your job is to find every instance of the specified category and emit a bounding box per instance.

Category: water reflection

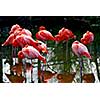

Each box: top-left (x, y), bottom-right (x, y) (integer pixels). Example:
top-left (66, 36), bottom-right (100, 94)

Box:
top-left (2, 57), bottom-right (100, 83)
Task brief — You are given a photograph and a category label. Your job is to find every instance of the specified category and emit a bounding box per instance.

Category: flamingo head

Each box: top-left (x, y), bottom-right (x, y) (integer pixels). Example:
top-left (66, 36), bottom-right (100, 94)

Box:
top-left (39, 26), bottom-right (46, 30)
top-left (18, 51), bottom-right (25, 59)
top-left (74, 41), bottom-right (79, 44)
top-left (9, 24), bottom-right (21, 34)
top-left (72, 34), bottom-right (76, 39)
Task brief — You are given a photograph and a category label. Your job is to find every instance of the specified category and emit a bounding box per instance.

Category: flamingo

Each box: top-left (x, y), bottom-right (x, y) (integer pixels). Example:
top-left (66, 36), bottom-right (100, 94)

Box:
top-left (18, 45), bottom-right (46, 64)
top-left (36, 26), bottom-right (55, 41)
top-left (12, 28), bottom-right (32, 37)
top-left (36, 26), bottom-right (54, 82)
top-left (72, 41), bottom-right (91, 59)
top-left (54, 27), bottom-right (76, 72)
top-left (12, 34), bottom-right (47, 54)
top-left (72, 41), bottom-right (92, 83)
top-left (12, 34), bottom-right (38, 48)
top-left (55, 27), bottom-right (76, 42)
top-left (9, 24), bottom-right (32, 37)
top-left (80, 31), bottom-right (94, 45)
top-left (18, 45), bottom-right (46, 82)
top-left (2, 24), bottom-right (32, 47)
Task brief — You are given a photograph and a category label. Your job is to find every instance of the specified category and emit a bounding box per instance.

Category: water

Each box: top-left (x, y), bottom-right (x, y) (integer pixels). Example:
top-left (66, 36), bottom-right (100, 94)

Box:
top-left (2, 57), bottom-right (100, 83)
top-left (2, 58), bottom-right (38, 83)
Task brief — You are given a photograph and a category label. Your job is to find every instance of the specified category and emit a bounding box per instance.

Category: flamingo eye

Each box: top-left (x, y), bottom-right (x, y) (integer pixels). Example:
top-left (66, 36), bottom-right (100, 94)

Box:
top-left (37, 43), bottom-right (42, 46)
top-left (38, 43), bottom-right (42, 45)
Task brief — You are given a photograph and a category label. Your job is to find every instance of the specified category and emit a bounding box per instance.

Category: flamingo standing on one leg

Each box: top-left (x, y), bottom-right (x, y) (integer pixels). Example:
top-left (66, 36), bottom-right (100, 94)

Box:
top-left (36, 26), bottom-right (55, 82)
top-left (55, 27), bottom-right (76, 42)
top-left (54, 27), bottom-right (76, 72)
top-left (80, 31), bottom-right (97, 83)
top-left (18, 45), bottom-right (46, 63)
top-left (18, 45), bottom-right (46, 82)
top-left (72, 41), bottom-right (92, 83)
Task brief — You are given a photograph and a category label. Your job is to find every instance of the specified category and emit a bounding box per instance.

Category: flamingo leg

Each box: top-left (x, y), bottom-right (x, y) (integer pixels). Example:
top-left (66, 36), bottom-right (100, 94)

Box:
top-left (12, 46), bottom-right (17, 65)
top-left (41, 64), bottom-right (44, 82)
top-left (79, 56), bottom-right (83, 83)
top-left (65, 41), bottom-right (69, 72)
top-left (22, 59), bottom-right (27, 83)
top-left (10, 46), bottom-right (14, 75)
top-left (38, 60), bottom-right (41, 83)
top-left (31, 67), bottom-right (34, 83)
top-left (31, 59), bottom-right (34, 83)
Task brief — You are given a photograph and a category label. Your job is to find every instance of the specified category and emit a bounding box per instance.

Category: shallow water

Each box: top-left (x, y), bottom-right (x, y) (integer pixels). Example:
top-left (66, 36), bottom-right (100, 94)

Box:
top-left (2, 58), bottom-right (38, 83)
top-left (2, 57), bottom-right (100, 83)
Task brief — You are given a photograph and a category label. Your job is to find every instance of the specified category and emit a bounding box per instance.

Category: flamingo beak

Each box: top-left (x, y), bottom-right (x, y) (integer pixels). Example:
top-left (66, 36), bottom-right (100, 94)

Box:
top-left (42, 48), bottom-right (48, 53)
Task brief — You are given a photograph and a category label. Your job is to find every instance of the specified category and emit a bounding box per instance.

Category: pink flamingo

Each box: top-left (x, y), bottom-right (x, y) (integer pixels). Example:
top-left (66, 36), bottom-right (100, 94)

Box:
top-left (18, 45), bottom-right (46, 64)
top-left (18, 45), bottom-right (46, 83)
top-left (72, 41), bottom-right (92, 83)
top-left (72, 41), bottom-right (91, 59)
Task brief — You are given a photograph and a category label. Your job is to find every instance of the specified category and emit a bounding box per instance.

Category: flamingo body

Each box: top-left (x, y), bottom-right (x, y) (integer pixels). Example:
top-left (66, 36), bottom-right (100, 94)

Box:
top-left (12, 34), bottom-right (37, 48)
top-left (36, 30), bottom-right (55, 41)
top-left (72, 41), bottom-right (91, 59)
top-left (19, 29), bottom-right (32, 37)
top-left (81, 31), bottom-right (94, 45)
top-left (18, 45), bottom-right (46, 63)
top-left (55, 27), bottom-right (76, 42)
